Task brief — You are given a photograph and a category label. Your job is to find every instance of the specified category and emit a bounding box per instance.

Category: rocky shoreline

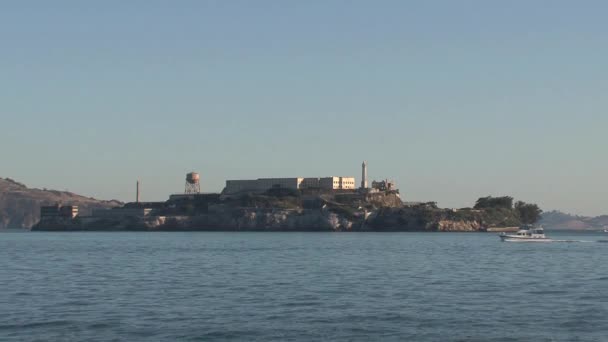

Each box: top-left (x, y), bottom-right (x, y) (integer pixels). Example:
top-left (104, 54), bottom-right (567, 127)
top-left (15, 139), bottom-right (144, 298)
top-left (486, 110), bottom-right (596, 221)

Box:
top-left (32, 203), bottom-right (515, 232)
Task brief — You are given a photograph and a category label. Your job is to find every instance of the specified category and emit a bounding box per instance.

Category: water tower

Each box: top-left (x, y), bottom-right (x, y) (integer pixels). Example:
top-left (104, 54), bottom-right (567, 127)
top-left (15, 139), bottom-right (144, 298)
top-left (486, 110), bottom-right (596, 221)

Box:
top-left (185, 172), bottom-right (201, 194)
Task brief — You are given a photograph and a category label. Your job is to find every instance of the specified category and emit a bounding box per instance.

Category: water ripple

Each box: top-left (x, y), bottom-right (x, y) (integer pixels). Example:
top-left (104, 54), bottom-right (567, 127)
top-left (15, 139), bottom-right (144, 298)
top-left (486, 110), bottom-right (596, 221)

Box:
top-left (1, 231), bottom-right (607, 341)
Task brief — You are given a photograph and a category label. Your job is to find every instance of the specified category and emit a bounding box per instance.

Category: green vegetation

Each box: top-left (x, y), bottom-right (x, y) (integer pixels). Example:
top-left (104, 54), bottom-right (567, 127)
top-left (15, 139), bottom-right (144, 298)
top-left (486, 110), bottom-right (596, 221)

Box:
top-left (471, 196), bottom-right (543, 224)
top-left (368, 196), bottom-right (542, 231)
top-left (474, 196), bottom-right (514, 210)
top-left (515, 201), bottom-right (542, 224)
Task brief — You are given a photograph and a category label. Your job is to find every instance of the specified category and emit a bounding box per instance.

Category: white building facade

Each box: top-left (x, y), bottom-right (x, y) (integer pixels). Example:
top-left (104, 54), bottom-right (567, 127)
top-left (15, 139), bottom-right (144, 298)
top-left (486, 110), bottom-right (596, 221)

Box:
top-left (223, 176), bottom-right (356, 194)
top-left (92, 208), bottom-right (153, 218)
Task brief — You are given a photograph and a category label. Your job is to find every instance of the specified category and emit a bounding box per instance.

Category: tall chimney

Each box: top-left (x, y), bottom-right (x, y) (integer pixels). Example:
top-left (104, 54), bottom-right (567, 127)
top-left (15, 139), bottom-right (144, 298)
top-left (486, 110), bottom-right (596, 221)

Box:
top-left (136, 180), bottom-right (140, 203)
top-left (361, 161), bottom-right (368, 189)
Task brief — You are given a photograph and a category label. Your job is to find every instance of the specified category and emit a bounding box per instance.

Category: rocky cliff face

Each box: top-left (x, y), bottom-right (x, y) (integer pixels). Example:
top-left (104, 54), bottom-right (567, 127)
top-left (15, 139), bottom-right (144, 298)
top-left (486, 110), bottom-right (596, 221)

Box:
top-left (157, 207), bottom-right (356, 231)
top-left (436, 220), bottom-right (483, 232)
top-left (0, 177), bottom-right (122, 229)
top-left (35, 205), bottom-right (487, 232)
top-left (34, 208), bottom-right (357, 231)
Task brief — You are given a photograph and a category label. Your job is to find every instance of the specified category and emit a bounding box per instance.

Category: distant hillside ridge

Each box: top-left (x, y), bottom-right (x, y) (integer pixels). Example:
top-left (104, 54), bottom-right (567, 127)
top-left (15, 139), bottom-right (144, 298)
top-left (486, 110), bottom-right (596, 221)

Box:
top-left (0, 177), bottom-right (122, 229)
top-left (539, 210), bottom-right (608, 230)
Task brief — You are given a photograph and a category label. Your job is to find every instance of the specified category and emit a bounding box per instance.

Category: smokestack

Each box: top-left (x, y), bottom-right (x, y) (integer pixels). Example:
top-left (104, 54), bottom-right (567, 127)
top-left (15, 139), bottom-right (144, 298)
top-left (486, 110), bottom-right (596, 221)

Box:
top-left (361, 161), bottom-right (368, 189)
top-left (136, 180), bottom-right (140, 203)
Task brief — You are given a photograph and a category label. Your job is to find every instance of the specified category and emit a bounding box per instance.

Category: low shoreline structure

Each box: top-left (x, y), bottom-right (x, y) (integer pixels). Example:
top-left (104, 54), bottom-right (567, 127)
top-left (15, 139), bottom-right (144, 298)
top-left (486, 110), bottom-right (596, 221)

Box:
top-left (487, 227), bottom-right (519, 233)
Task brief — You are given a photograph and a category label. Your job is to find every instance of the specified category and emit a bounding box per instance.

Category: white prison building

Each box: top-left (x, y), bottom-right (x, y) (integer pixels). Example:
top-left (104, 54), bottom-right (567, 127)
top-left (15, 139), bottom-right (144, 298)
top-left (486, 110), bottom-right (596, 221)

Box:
top-left (223, 177), bottom-right (356, 195)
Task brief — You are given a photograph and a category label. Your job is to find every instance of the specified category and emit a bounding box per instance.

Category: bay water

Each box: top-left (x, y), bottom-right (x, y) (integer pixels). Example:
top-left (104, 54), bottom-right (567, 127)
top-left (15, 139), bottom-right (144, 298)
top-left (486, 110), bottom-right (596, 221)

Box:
top-left (1, 231), bottom-right (606, 341)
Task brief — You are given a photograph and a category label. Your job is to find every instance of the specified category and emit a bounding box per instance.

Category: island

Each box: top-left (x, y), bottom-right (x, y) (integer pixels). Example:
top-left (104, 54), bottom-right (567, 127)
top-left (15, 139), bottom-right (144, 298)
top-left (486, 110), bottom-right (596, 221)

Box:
top-left (32, 171), bottom-right (542, 232)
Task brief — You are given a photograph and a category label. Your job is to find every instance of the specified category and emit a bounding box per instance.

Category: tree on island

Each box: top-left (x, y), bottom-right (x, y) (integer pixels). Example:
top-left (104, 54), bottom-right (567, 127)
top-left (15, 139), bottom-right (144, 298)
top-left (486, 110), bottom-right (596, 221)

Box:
top-left (473, 196), bottom-right (514, 209)
top-left (472, 196), bottom-right (542, 226)
top-left (515, 201), bottom-right (543, 224)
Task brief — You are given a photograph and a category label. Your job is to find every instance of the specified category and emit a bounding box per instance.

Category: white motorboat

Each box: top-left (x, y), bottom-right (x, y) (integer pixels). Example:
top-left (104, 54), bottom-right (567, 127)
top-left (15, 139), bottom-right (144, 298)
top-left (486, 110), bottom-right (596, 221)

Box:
top-left (500, 225), bottom-right (551, 242)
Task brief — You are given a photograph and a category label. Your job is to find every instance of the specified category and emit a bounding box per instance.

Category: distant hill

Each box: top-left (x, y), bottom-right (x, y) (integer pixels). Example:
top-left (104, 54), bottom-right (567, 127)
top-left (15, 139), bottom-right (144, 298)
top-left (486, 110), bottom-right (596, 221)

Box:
top-left (0, 177), bottom-right (122, 229)
top-left (539, 210), bottom-right (608, 230)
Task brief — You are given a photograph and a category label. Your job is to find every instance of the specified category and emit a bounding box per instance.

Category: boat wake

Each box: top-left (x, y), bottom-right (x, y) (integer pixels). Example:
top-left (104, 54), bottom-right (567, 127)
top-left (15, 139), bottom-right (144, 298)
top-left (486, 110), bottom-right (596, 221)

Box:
top-left (504, 239), bottom-right (608, 243)
top-left (549, 239), bottom-right (592, 243)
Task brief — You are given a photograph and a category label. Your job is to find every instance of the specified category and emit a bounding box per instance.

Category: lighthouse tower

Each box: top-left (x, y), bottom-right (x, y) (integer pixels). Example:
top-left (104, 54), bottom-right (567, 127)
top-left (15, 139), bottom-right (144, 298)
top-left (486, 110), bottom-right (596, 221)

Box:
top-left (361, 161), bottom-right (368, 189)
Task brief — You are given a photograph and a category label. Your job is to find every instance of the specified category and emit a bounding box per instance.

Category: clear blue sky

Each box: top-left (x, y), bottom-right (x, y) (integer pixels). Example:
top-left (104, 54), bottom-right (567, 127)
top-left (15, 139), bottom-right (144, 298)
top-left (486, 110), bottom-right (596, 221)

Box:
top-left (1, 1), bottom-right (607, 216)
